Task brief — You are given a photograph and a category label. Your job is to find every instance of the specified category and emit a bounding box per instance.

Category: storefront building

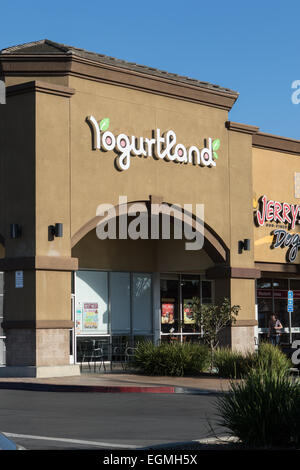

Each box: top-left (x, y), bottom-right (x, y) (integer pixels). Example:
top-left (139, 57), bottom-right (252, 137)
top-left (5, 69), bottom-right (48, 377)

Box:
top-left (0, 40), bottom-right (299, 377)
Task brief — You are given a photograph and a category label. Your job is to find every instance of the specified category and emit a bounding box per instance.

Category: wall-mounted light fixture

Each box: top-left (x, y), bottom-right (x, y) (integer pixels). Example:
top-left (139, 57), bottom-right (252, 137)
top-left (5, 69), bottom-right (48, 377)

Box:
top-left (48, 223), bottom-right (63, 241)
top-left (10, 224), bottom-right (22, 239)
top-left (238, 238), bottom-right (250, 254)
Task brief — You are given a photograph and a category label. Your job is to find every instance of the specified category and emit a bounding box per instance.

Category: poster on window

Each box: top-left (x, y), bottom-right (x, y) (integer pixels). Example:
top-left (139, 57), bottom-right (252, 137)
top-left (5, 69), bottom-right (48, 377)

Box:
top-left (83, 303), bottom-right (99, 330)
top-left (183, 299), bottom-right (195, 324)
top-left (161, 303), bottom-right (174, 324)
top-left (75, 305), bottom-right (82, 333)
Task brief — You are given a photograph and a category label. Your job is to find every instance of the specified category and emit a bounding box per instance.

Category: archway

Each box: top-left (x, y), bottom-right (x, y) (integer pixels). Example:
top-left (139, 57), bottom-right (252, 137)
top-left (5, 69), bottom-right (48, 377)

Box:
top-left (71, 200), bottom-right (229, 264)
top-left (70, 200), bottom-right (229, 363)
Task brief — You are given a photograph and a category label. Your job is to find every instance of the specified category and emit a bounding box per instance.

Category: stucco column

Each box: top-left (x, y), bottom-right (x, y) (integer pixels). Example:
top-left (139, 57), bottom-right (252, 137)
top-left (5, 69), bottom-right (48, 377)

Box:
top-left (227, 123), bottom-right (260, 352)
top-left (209, 274), bottom-right (258, 352)
top-left (0, 81), bottom-right (80, 377)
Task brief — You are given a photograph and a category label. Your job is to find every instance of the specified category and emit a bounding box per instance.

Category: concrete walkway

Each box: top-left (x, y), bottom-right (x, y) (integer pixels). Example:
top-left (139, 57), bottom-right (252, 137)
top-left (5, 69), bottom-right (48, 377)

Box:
top-left (0, 371), bottom-right (233, 394)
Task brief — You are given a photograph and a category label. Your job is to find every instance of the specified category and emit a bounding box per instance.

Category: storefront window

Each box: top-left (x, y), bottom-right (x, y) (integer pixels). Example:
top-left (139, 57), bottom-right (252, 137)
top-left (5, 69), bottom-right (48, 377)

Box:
top-left (257, 277), bottom-right (300, 344)
top-left (132, 273), bottom-right (152, 334)
top-left (160, 276), bottom-right (180, 334)
top-left (75, 271), bottom-right (109, 335)
top-left (202, 280), bottom-right (212, 304)
top-left (74, 270), bottom-right (153, 362)
top-left (110, 272), bottom-right (131, 334)
top-left (182, 275), bottom-right (200, 333)
top-left (160, 274), bottom-right (213, 342)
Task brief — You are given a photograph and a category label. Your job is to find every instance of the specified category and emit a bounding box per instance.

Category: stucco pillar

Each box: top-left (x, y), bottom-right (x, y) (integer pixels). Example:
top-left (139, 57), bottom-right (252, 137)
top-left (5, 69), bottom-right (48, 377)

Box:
top-left (230, 277), bottom-right (257, 352)
top-left (0, 81), bottom-right (80, 377)
top-left (208, 275), bottom-right (258, 352)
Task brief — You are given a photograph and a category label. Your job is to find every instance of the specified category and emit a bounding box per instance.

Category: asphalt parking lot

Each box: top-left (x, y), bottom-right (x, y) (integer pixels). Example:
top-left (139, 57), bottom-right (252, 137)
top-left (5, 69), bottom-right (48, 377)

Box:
top-left (0, 389), bottom-right (226, 450)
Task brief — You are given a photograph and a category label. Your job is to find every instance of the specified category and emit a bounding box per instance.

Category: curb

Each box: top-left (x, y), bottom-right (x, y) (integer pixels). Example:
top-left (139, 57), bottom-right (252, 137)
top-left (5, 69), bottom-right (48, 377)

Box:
top-left (0, 381), bottom-right (226, 394)
top-left (140, 436), bottom-right (238, 450)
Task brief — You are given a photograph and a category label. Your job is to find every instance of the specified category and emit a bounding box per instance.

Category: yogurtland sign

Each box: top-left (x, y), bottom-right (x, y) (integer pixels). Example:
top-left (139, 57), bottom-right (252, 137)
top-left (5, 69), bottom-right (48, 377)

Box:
top-left (87, 116), bottom-right (220, 171)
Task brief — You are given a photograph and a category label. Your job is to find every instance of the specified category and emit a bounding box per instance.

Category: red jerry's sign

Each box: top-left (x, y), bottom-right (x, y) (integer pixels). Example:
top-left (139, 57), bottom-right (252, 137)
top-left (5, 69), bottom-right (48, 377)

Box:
top-left (255, 195), bottom-right (300, 262)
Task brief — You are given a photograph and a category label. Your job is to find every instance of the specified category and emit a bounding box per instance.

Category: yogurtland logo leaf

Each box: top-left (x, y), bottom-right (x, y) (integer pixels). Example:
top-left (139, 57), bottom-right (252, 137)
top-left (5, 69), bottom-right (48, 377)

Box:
top-left (87, 115), bottom-right (219, 171)
top-left (212, 138), bottom-right (220, 160)
top-left (99, 118), bottom-right (110, 131)
top-left (0, 80), bottom-right (6, 104)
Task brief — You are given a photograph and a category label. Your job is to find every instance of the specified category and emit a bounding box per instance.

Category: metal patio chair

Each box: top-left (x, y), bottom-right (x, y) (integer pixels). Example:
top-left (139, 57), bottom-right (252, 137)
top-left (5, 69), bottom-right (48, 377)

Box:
top-left (78, 339), bottom-right (93, 372)
top-left (124, 346), bottom-right (137, 370)
top-left (91, 339), bottom-right (106, 372)
top-left (111, 343), bottom-right (127, 371)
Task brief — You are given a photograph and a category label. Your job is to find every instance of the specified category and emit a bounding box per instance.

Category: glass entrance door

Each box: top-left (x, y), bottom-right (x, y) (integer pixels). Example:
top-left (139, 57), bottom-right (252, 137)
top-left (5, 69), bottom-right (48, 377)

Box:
top-left (160, 274), bottom-right (213, 342)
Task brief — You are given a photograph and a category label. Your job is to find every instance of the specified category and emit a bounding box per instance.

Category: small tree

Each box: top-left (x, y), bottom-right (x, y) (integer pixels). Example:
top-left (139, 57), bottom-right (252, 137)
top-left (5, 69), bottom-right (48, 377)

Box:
top-left (192, 297), bottom-right (240, 370)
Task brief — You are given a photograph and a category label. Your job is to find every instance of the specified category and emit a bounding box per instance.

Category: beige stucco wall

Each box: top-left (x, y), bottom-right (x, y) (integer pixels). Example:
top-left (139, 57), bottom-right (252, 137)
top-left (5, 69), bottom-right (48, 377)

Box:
top-left (230, 278), bottom-right (255, 321)
top-left (73, 229), bottom-right (214, 272)
top-left (0, 68), bottom-right (268, 365)
top-left (68, 76), bottom-right (231, 248)
top-left (35, 271), bottom-right (71, 322)
top-left (35, 91), bottom-right (71, 257)
top-left (228, 131), bottom-right (255, 268)
top-left (252, 147), bottom-right (300, 264)
top-left (0, 91), bottom-right (36, 258)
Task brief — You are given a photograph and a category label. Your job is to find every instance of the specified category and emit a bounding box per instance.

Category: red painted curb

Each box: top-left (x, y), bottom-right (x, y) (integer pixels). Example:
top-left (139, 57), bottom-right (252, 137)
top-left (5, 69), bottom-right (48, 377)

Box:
top-left (0, 382), bottom-right (176, 394)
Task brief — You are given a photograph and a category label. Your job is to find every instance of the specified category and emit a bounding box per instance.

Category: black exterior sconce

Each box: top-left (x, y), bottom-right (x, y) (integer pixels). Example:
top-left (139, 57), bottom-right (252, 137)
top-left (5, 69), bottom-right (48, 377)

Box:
top-left (238, 238), bottom-right (251, 254)
top-left (10, 224), bottom-right (22, 239)
top-left (48, 223), bottom-right (63, 241)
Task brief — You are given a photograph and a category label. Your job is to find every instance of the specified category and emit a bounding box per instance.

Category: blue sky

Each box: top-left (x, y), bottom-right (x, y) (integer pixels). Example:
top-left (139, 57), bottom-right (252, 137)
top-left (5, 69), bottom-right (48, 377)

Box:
top-left (1, 0), bottom-right (300, 139)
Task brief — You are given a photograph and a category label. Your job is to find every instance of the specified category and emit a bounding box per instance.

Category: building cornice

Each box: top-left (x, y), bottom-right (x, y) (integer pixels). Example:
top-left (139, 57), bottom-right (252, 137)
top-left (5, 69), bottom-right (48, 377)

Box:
top-left (226, 121), bottom-right (259, 135)
top-left (1, 320), bottom-right (74, 329)
top-left (0, 256), bottom-right (78, 271)
top-left (0, 54), bottom-right (238, 111)
top-left (253, 132), bottom-right (300, 155)
top-left (6, 80), bottom-right (75, 98)
top-left (255, 262), bottom-right (300, 275)
top-left (206, 266), bottom-right (261, 279)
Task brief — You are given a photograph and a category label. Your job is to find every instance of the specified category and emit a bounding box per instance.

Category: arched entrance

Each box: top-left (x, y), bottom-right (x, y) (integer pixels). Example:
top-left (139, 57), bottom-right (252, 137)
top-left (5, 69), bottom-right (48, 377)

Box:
top-left (71, 200), bottom-right (229, 363)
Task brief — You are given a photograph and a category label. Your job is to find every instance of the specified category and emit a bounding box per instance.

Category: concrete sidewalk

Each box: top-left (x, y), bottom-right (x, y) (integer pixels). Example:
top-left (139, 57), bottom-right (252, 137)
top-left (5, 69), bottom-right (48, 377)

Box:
top-left (0, 371), bottom-right (233, 394)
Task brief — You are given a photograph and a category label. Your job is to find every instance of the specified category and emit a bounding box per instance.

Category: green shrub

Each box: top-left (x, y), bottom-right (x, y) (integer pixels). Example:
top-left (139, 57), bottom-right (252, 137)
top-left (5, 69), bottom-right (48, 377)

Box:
top-left (133, 341), bottom-right (210, 376)
top-left (214, 348), bottom-right (256, 379)
top-left (217, 368), bottom-right (300, 448)
top-left (254, 342), bottom-right (292, 376)
top-left (214, 343), bottom-right (291, 379)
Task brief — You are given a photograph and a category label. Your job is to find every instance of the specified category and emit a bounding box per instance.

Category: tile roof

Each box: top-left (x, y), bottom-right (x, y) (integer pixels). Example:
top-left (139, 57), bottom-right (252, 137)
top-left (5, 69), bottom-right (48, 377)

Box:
top-left (0, 39), bottom-right (238, 97)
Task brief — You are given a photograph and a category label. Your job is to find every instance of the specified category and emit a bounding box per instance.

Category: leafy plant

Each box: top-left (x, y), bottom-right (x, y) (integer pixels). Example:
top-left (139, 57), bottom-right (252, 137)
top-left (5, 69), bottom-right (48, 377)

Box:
top-left (133, 341), bottom-right (210, 377)
top-left (192, 297), bottom-right (240, 368)
top-left (217, 368), bottom-right (300, 448)
top-left (254, 341), bottom-right (292, 376)
top-left (214, 348), bottom-right (256, 379)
